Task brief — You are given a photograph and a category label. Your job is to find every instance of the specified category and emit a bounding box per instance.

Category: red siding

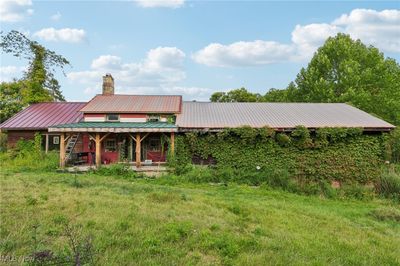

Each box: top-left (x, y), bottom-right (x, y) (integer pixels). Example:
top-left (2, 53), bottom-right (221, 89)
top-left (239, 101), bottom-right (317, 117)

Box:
top-left (6, 130), bottom-right (44, 148)
top-left (81, 133), bottom-right (119, 164)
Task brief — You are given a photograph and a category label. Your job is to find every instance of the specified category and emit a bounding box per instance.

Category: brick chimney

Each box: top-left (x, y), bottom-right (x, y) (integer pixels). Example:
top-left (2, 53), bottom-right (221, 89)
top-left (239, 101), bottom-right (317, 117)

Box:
top-left (102, 73), bottom-right (114, 95)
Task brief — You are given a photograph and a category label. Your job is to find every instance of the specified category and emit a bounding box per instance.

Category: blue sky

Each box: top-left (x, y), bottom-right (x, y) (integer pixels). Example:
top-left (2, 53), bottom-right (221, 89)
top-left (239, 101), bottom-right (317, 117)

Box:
top-left (1, 1), bottom-right (399, 101)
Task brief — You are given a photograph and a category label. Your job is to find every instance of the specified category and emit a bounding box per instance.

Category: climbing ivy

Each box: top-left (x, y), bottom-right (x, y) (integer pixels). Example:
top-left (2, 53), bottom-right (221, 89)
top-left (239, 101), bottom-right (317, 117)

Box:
top-left (172, 126), bottom-right (387, 184)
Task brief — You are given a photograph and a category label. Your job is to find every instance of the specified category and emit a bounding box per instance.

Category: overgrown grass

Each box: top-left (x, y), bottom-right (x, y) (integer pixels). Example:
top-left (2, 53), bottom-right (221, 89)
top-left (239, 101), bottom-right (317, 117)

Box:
top-left (0, 150), bottom-right (59, 172)
top-left (1, 169), bottom-right (399, 265)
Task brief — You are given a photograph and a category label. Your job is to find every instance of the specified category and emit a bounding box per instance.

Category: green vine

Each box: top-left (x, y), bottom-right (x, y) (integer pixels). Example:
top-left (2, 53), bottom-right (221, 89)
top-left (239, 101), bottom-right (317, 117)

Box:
top-left (160, 133), bottom-right (170, 155)
top-left (171, 126), bottom-right (388, 184)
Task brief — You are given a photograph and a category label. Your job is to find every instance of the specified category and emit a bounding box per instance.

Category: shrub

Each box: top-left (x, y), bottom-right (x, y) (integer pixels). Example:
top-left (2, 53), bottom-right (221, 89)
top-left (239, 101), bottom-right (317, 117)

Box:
top-left (1, 136), bottom-right (59, 173)
top-left (183, 166), bottom-right (214, 183)
top-left (339, 184), bottom-right (375, 200)
top-left (263, 168), bottom-right (294, 190)
top-left (376, 169), bottom-right (400, 201)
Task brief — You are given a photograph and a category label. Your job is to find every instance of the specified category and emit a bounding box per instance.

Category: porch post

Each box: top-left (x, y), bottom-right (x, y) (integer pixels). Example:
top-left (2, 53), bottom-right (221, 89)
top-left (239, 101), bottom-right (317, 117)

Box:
top-left (135, 132), bottom-right (141, 168)
top-left (60, 133), bottom-right (65, 168)
top-left (45, 134), bottom-right (49, 154)
top-left (170, 132), bottom-right (175, 155)
top-left (95, 133), bottom-right (101, 167)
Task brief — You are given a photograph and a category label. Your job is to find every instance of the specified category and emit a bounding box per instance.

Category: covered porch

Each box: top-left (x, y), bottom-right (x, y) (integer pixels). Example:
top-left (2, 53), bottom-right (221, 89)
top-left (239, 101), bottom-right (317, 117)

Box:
top-left (48, 122), bottom-right (177, 169)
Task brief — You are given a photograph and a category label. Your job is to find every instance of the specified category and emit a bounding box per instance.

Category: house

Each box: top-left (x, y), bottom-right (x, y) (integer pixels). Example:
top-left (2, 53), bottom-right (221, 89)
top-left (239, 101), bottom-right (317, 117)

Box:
top-left (0, 74), bottom-right (395, 169)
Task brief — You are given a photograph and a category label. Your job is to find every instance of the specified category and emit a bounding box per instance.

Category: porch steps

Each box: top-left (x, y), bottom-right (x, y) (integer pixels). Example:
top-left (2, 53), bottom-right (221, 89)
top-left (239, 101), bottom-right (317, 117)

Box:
top-left (65, 133), bottom-right (80, 162)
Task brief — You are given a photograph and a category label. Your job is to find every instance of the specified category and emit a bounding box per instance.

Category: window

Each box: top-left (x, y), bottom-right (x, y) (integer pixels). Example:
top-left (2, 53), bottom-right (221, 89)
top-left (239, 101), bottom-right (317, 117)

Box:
top-left (53, 136), bottom-right (60, 145)
top-left (105, 139), bottom-right (117, 152)
top-left (148, 115), bottom-right (160, 122)
top-left (106, 114), bottom-right (119, 121)
top-left (148, 138), bottom-right (160, 151)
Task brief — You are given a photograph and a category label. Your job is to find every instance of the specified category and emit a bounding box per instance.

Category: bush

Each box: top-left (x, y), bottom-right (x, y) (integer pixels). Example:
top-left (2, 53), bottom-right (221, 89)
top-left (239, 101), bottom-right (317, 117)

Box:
top-left (1, 134), bottom-right (59, 172)
top-left (339, 184), bottom-right (375, 200)
top-left (183, 166), bottom-right (215, 183)
top-left (376, 169), bottom-right (400, 201)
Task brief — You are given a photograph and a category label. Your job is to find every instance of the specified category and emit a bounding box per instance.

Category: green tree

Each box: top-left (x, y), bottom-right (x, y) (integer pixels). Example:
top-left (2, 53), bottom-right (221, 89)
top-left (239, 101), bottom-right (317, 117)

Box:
top-left (289, 33), bottom-right (400, 125)
top-left (0, 81), bottom-right (24, 122)
top-left (210, 87), bottom-right (262, 102)
top-left (0, 30), bottom-right (70, 122)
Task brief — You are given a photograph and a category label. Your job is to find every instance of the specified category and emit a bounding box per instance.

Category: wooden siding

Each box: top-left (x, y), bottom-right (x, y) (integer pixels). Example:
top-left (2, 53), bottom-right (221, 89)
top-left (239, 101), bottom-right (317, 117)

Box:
top-left (84, 113), bottom-right (105, 122)
top-left (120, 114), bottom-right (147, 122)
top-left (7, 130), bottom-right (40, 148)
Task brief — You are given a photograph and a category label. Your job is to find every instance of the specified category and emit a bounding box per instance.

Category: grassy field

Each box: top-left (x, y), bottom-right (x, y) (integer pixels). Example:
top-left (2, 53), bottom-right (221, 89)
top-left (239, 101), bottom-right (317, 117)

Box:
top-left (1, 170), bottom-right (399, 265)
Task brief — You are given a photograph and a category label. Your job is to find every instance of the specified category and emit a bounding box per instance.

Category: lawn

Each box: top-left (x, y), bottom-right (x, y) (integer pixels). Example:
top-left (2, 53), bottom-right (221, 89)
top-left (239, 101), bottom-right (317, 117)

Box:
top-left (0, 170), bottom-right (399, 265)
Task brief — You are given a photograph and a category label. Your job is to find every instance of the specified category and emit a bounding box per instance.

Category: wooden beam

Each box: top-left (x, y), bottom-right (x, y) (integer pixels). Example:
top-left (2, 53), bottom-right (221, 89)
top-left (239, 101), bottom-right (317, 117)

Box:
top-left (139, 132), bottom-right (150, 143)
top-left (95, 133), bottom-right (101, 167)
top-left (64, 134), bottom-right (71, 143)
top-left (88, 133), bottom-right (95, 141)
top-left (60, 133), bottom-right (65, 168)
top-left (45, 134), bottom-right (49, 154)
top-left (100, 132), bottom-right (111, 142)
top-left (135, 132), bottom-right (141, 168)
top-left (128, 133), bottom-right (136, 141)
top-left (170, 132), bottom-right (175, 155)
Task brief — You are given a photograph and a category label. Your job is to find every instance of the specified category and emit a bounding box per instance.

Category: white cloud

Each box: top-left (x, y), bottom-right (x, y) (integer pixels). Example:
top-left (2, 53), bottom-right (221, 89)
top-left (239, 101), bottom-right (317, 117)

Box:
top-left (33, 28), bottom-right (86, 43)
top-left (135, 0), bottom-right (184, 8)
top-left (333, 9), bottom-right (400, 53)
top-left (0, 66), bottom-right (25, 82)
top-left (193, 8), bottom-right (400, 67)
top-left (291, 23), bottom-right (340, 59)
top-left (193, 41), bottom-right (294, 67)
top-left (50, 11), bottom-right (61, 21)
top-left (68, 47), bottom-right (206, 99)
top-left (0, 0), bottom-right (33, 22)
top-left (91, 55), bottom-right (123, 70)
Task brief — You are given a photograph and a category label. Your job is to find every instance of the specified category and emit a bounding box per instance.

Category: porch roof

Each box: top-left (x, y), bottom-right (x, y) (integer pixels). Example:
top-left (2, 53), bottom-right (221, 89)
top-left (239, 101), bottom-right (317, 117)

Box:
top-left (48, 122), bottom-right (177, 133)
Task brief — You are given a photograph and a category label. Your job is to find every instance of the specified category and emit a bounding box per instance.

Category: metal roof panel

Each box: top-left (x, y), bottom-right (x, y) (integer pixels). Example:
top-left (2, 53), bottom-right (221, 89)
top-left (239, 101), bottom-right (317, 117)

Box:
top-left (80, 95), bottom-right (182, 113)
top-left (0, 102), bottom-right (86, 130)
top-left (176, 102), bottom-right (395, 129)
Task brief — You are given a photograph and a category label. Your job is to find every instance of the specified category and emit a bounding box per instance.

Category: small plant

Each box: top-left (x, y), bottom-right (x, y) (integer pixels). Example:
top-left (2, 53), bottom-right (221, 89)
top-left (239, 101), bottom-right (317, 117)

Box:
top-left (376, 168), bottom-right (400, 201)
top-left (95, 163), bottom-right (136, 179)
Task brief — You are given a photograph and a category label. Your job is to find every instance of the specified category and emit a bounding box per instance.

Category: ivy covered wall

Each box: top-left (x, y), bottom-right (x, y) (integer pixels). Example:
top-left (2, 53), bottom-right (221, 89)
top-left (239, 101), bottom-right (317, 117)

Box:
top-left (172, 126), bottom-right (387, 184)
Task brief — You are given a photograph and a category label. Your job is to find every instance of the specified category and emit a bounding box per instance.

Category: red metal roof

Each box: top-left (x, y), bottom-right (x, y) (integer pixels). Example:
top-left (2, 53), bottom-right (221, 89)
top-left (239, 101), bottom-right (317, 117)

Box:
top-left (0, 102), bottom-right (86, 130)
top-left (80, 95), bottom-right (182, 114)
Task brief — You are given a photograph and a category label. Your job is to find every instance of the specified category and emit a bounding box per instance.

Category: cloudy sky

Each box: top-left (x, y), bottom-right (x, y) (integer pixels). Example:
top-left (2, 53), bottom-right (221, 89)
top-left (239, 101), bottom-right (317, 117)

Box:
top-left (0, 0), bottom-right (399, 101)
